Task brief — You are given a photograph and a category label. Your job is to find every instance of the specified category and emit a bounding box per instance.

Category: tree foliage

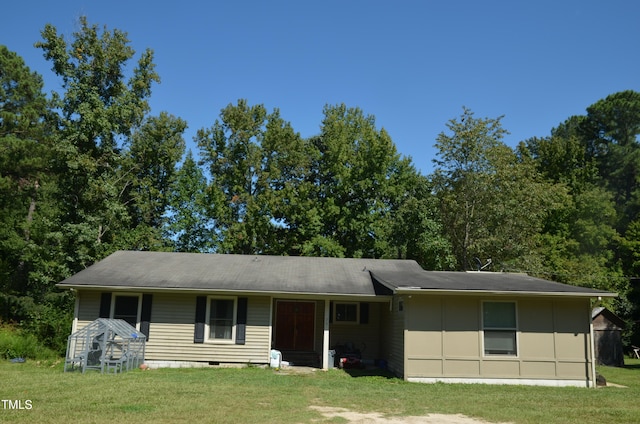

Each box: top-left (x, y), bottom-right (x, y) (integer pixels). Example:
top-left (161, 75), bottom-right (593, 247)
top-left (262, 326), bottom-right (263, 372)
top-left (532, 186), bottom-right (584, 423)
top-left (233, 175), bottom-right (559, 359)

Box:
top-left (0, 44), bottom-right (55, 312)
top-left (0, 18), bottom-right (179, 349)
top-left (522, 92), bottom-right (639, 343)
top-left (583, 91), bottom-right (640, 228)
top-left (35, 17), bottom-right (161, 269)
top-left (119, 112), bottom-right (187, 250)
top-left (432, 108), bottom-right (565, 271)
top-left (165, 151), bottom-right (213, 252)
top-left (196, 101), bottom-right (449, 261)
top-left (196, 100), bottom-right (279, 253)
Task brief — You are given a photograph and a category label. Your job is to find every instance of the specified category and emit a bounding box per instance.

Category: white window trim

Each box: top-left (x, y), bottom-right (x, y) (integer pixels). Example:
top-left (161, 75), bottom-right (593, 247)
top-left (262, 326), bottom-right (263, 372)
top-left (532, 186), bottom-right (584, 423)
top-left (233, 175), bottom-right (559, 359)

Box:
top-left (481, 300), bottom-right (519, 357)
top-left (334, 302), bottom-right (360, 325)
top-left (205, 296), bottom-right (237, 344)
top-left (110, 293), bottom-right (142, 331)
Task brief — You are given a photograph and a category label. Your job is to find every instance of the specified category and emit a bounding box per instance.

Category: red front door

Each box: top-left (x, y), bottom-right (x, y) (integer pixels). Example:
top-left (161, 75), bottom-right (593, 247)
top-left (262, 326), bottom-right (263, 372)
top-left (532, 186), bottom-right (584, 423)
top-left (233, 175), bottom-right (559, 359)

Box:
top-left (275, 301), bottom-right (315, 351)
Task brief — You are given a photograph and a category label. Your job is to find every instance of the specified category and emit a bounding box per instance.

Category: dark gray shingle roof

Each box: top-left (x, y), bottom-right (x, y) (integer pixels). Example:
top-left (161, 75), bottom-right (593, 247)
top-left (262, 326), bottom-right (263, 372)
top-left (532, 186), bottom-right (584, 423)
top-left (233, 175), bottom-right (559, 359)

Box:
top-left (370, 269), bottom-right (616, 297)
top-left (58, 251), bottom-right (616, 298)
top-left (57, 251), bottom-right (421, 296)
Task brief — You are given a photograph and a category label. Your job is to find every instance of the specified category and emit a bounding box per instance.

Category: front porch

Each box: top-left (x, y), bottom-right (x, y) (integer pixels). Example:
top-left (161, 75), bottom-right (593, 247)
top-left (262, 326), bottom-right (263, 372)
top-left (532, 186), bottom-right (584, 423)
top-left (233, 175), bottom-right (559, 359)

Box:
top-left (271, 298), bottom-right (391, 370)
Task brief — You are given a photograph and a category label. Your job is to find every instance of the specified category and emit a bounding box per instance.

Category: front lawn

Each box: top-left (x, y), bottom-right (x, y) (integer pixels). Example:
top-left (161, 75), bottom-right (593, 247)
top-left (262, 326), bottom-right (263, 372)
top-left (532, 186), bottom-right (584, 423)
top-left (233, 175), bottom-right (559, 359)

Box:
top-left (1, 359), bottom-right (638, 423)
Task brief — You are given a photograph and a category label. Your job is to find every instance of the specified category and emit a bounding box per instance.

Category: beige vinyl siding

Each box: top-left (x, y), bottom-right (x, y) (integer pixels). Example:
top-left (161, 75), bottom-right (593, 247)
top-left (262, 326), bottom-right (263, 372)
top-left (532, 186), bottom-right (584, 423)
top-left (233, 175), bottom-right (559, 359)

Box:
top-left (145, 293), bottom-right (271, 364)
top-left (74, 290), bottom-right (272, 365)
top-left (380, 297), bottom-right (404, 377)
top-left (76, 290), bottom-right (102, 328)
top-left (329, 303), bottom-right (382, 361)
top-left (404, 295), bottom-right (593, 382)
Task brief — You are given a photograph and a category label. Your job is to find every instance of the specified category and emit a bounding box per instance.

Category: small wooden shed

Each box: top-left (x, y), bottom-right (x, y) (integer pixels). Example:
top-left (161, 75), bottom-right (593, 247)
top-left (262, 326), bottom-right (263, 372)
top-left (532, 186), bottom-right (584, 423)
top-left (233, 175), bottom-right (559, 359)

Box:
top-left (592, 307), bottom-right (625, 367)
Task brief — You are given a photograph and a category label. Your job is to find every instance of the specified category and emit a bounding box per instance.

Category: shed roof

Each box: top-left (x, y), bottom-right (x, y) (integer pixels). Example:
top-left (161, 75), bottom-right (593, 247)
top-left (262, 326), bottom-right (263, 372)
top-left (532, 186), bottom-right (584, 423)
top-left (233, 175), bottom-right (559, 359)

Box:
top-left (57, 251), bottom-right (616, 298)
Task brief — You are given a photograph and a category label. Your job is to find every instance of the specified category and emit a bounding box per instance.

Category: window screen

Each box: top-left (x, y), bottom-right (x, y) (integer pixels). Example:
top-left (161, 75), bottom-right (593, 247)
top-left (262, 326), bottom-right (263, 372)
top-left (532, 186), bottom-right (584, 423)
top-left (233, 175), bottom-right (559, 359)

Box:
top-left (483, 302), bottom-right (517, 355)
top-left (210, 299), bottom-right (234, 340)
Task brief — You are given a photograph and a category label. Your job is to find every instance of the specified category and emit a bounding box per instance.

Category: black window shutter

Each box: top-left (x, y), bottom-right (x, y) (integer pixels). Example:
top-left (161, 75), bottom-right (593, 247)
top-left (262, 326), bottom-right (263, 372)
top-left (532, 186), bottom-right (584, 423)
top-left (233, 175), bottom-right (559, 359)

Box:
top-left (194, 296), bottom-right (206, 343)
top-left (360, 302), bottom-right (369, 324)
top-left (236, 297), bottom-right (248, 345)
top-left (329, 301), bottom-right (333, 323)
top-left (139, 294), bottom-right (153, 340)
top-left (99, 293), bottom-right (112, 318)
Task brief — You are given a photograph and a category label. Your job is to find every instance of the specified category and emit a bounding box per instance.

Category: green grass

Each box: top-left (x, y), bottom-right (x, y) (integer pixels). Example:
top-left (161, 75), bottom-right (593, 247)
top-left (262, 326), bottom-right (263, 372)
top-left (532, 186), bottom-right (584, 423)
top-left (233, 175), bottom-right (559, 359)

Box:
top-left (0, 360), bottom-right (638, 423)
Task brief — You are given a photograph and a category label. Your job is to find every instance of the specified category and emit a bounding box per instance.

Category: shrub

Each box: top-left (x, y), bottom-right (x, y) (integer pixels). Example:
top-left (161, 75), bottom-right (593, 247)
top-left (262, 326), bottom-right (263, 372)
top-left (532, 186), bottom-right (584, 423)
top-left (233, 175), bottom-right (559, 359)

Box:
top-left (18, 291), bottom-right (74, 354)
top-left (0, 324), bottom-right (58, 360)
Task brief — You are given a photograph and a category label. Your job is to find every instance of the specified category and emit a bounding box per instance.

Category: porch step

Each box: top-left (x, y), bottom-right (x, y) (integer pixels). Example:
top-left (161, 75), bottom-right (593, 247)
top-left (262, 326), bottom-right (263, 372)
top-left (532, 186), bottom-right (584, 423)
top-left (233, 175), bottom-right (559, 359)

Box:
top-left (280, 351), bottom-right (320, 367)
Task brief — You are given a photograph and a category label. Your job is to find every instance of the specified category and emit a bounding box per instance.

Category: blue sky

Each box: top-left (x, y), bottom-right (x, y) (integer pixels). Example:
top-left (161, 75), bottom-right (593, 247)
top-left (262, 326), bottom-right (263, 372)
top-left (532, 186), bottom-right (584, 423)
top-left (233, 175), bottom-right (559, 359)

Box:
top-left (2, 1), bottom-right (639, 174)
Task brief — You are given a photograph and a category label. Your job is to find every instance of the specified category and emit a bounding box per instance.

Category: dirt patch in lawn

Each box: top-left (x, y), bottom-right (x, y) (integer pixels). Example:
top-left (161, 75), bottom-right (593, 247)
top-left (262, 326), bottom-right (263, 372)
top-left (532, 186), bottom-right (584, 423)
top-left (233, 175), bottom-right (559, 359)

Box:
top-left (310, 406), bottom-right (512, 423)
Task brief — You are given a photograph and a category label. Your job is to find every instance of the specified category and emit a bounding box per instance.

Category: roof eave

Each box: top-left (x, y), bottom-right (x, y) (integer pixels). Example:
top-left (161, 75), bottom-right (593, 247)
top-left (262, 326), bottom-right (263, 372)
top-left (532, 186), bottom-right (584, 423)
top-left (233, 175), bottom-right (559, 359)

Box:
top-left (57, 283), bottom-right (393, 301)
top-left (394, 287), bottom-right (618, 298)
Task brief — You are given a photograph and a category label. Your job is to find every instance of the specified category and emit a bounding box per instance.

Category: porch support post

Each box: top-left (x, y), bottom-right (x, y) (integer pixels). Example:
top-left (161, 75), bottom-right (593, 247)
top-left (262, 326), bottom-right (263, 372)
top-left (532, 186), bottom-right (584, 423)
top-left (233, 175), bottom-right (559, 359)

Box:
top-left (322, 299), bottom-right (330, 370)
top-left (72, 291), bottom-right (79, 334)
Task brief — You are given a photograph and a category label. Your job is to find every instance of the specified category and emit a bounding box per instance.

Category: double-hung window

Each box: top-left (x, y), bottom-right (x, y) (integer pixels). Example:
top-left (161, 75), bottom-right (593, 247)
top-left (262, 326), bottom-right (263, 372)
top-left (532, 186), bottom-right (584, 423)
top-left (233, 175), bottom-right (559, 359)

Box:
top-left (208, 298), bottom-right (236, 341)
top-left (483, 301), bottom-right (517, 356)
top-left (194, 296), bottom-right (247, 345)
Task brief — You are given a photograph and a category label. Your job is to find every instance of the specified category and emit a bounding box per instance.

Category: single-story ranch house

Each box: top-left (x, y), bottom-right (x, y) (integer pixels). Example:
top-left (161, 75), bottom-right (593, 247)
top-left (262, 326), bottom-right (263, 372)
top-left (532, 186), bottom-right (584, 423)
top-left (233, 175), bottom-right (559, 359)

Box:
top-left (57, 250), bottom-right (616, 387)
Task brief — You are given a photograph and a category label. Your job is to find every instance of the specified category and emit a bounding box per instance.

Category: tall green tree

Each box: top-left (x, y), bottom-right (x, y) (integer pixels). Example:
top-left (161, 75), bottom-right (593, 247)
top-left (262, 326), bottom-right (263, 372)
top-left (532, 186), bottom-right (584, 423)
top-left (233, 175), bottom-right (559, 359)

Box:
top-left (165, 151), bottom-right (214, 252)
top-left (196, 100), bottom-right (279, 254)
top-left (432, 107), bottom-right (507, 270)
top-left (582, 90), bottom-right (640, 228)
top-left (197, 101), bottom-right (318, 255)
top-left (196, 100), bottom-right (448, 265)
top-left (0, 45), bottom-right (54, 309)
top-left (118, 112), bottom-right (186, 250)
top-left (293, 104), bottom-right (450, 264)
top-left (0, 45), bottom-right (75, 350)
top-left (390, 172), bottom-right (455, 269)
top-left (307, 104), bottom-right (441, 260)
top-left (529, 94), bottom-right (637, 295)
top-left (260, 108), bottom-right (317, 255)
top-left (521, 97), bottom-right (637, 345)
top-left (35, 16), bottom-right (159, 269)
top-left (521, 134), bottom-right (599, 191)
top-left (433, 107), bottom-right (564, 271)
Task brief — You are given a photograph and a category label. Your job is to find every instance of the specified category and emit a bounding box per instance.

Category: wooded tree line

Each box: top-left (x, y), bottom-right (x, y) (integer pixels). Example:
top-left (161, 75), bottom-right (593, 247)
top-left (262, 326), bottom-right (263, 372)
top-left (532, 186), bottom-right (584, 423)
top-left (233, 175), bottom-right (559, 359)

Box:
top-left (1, 18), bottom-right (639, 351)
